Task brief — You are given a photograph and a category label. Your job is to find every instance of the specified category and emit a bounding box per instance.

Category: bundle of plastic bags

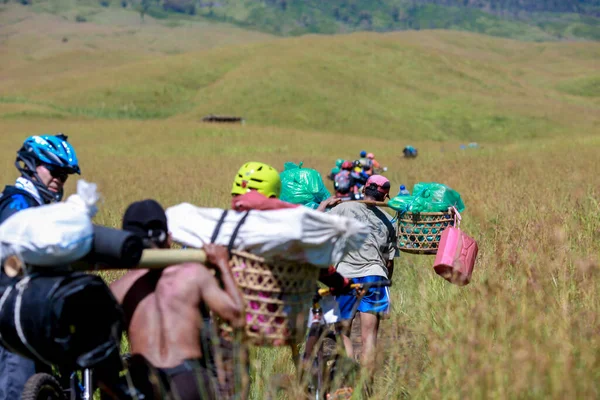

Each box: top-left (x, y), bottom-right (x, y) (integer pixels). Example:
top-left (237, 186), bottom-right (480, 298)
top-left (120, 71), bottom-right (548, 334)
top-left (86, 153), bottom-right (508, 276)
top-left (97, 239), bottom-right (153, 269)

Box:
top-left (389, 182), bottom-right (465, 213)
top-left (279, 162), bottom-right (331, 210)
top-left (166, 203), bottom-right (369, 267)
top-left (0, 180), bottom-right (99, 267)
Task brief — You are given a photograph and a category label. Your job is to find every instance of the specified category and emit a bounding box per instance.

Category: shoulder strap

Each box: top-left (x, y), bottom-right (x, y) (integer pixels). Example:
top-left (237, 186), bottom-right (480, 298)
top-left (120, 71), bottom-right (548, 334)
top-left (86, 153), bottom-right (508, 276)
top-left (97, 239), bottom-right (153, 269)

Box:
top-left (210, 210), bottom-right (229, 244)
top-left (0, 187), bottom-right (36, 209)
top-left (227, 211), bottom-right (251, 254)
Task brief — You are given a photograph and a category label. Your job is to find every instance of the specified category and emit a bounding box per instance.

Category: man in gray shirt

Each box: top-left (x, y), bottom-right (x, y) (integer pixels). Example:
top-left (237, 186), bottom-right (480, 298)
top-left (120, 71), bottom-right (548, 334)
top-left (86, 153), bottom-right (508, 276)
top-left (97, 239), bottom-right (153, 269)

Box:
top-left (329, 175), bottom-right (397, 379)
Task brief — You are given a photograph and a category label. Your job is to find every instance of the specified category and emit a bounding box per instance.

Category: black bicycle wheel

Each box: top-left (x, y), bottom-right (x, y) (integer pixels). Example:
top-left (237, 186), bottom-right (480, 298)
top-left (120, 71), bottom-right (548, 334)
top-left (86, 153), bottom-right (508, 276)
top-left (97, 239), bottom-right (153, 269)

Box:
top-left (21, 373), bottom-right (67, 400)
top-left (310, 332), bottom-right (339, 400)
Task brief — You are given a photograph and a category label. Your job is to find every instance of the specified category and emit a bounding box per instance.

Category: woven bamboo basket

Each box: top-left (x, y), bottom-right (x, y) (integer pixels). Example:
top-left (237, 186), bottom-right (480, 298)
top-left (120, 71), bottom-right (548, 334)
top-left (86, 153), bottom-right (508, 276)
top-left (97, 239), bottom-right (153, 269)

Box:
top-left (219, 250), bottom-right (320, 347)
top-left (397, 208), bottom-right (455, 255)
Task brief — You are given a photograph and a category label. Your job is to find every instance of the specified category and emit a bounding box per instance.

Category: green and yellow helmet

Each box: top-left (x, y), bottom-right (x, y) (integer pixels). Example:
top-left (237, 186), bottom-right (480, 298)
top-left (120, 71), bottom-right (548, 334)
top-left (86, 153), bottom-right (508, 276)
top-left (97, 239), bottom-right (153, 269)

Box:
top-left (231, 161), bottom-right (281, 198)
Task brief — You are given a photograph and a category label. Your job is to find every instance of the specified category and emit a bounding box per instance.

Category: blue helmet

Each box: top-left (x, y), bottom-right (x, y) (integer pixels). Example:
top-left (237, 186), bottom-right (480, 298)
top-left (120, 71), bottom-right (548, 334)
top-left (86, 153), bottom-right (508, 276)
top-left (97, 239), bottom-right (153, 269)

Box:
top-left (16, 133), bottom-right (81, 203)
top-left (360, 150), bottom-right (367, 158)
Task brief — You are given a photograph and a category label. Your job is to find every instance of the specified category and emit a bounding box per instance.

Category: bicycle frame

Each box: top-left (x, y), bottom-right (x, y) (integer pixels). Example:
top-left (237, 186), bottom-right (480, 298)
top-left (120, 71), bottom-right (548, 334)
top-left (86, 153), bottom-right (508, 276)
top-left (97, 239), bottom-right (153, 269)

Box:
top-left (302, 280), bottom-right (392, 399)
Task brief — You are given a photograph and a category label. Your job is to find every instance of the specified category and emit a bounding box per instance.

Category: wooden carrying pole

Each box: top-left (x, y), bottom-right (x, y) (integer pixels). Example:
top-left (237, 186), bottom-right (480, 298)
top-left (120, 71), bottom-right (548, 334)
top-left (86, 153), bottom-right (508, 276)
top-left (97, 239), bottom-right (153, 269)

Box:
top-left (3, 249), bottom-right (208, 277)
top-left (137, 249), bottom-right (207, 269)
top-left (354, 200), bottom-right (391, 208)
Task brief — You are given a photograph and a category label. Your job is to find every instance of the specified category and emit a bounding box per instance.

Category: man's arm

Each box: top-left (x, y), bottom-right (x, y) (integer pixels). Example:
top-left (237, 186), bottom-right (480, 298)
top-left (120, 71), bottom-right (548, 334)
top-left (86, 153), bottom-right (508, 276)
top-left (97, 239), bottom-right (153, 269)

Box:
top-left (387, 259), bottom-right (394, 281)
top-left (316, 197), bottom-right (342, 212)
top-left (200, 244), bottom-right (245, 328)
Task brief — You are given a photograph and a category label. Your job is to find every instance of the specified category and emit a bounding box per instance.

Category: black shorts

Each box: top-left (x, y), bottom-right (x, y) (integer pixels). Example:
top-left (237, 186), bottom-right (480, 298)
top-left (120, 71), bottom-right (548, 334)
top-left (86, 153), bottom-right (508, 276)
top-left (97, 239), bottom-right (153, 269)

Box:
top-left (128, 355), bottom-right (219, 400)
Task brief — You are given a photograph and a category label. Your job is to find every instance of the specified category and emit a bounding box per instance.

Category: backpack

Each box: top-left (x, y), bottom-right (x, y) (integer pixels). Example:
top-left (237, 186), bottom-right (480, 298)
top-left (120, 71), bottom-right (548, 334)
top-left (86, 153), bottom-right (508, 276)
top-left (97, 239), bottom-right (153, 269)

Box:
top-left (359, 157), bottom-right (372, 171)
top-left (334, 171), bottom-right (352, 194)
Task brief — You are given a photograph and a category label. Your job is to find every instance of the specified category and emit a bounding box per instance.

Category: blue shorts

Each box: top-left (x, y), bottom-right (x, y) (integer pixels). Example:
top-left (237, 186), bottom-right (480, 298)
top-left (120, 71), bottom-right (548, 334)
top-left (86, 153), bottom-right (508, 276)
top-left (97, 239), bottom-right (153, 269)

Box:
top-left (335, 276), bottom-right (390, 320)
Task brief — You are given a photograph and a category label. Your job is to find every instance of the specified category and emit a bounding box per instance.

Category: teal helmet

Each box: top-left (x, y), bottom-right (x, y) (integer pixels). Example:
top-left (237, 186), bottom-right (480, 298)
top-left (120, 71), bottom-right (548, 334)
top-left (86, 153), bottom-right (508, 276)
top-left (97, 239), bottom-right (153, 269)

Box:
top-left (16, 133), bottom-right (80, 203)
top-left (335, 158), bottom-right (344, 168)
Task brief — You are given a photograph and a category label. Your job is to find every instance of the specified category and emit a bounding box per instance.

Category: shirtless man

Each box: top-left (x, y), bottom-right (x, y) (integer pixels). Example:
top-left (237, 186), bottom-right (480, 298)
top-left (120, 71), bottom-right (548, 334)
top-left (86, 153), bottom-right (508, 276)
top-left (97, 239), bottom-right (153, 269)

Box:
top-left (109, 199), bottom-right (245, 400)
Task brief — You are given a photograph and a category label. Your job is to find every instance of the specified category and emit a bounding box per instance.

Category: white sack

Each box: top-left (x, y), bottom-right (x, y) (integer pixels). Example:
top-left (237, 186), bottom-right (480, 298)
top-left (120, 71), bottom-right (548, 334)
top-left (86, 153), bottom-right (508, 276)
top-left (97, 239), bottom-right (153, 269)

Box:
top-left (0, 180), bottom-right (99, 266)
top-left (166, 203), bottom-right (368, 267)
top-left (308, 296), bottom-right (342, 327)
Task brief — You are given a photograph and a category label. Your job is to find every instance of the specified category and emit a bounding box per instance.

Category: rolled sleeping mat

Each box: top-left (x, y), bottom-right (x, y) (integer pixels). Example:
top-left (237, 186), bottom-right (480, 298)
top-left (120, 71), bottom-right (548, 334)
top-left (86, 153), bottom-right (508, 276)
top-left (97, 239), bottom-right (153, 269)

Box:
top-left (0, 272), bottom-right (123, 370)
top-left (3, 225), bottom-right (144, 276)
top-left (73, 225), bottom-right (144, 270)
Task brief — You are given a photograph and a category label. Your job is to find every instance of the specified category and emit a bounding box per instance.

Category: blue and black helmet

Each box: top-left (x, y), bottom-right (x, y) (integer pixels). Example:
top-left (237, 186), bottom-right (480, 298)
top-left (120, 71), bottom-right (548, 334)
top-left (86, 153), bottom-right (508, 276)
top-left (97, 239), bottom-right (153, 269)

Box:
top-left (19, 134), bottom-right (80, 174)
top-left (16, 133), bottom-right (81, 203)
top-left (360, 150), bottom-right (367, 158)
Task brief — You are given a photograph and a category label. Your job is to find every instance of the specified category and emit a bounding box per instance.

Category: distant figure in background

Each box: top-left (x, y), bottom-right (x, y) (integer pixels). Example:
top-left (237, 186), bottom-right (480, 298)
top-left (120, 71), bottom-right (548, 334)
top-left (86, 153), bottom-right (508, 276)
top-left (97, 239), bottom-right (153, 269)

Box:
top-left (402, 146), bottom-right (418, 158)
top-left (350, 161), bottom-right (369, 199)
top-left (334, 161), bottom-right (354, 199)
top-left (366, 153), bottom-right (380, 174)
top-left (328, 166), bottom-right (340, 181)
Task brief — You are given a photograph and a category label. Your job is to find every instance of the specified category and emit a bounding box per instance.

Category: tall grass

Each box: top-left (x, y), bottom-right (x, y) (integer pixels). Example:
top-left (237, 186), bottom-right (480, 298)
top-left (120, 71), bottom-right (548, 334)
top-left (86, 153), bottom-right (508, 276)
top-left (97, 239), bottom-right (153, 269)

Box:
top-left (0, 119), bottom-right (598, 398)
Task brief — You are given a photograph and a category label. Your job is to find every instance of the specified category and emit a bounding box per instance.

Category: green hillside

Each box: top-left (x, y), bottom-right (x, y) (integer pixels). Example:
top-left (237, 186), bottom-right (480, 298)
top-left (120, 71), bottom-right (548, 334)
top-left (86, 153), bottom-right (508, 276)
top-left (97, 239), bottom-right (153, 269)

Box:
top-left (184, 0), bottom-right (600, 40)
top-left (1, 28), bottom-right (598, 142)
top-left (3, 0), bottom-right (600, 41)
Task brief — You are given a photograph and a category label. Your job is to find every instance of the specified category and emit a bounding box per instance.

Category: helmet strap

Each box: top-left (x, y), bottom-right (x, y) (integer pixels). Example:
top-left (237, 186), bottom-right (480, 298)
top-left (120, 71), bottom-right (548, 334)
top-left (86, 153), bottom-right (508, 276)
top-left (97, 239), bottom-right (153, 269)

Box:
top-left (15, 156), bottom-right (62, 203)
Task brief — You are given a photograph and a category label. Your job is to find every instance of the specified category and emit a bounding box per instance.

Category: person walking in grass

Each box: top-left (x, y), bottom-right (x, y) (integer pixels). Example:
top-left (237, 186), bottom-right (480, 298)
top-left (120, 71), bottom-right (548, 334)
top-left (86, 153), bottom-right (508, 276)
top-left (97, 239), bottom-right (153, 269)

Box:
top-left (110, 199), bottom-right (246, 400)
top-left (328, 175), bottom-right (397, 381)
top-left (0, 134), bottom-right (81, 400)
top-left (230, 161), bottom-right (354, 367)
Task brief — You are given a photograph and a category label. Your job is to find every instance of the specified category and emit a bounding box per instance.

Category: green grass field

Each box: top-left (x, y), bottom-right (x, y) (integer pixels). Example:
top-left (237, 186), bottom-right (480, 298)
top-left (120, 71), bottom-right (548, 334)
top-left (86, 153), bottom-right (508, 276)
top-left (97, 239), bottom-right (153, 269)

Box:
top-left (1, 5), bottom-right (599, 399)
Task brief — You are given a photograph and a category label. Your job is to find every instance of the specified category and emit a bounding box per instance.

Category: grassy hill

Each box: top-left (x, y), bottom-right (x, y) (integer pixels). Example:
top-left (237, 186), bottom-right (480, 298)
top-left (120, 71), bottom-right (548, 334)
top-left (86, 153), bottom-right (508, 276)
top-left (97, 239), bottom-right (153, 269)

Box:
top-left (1, 9), bottom-right (598, 142)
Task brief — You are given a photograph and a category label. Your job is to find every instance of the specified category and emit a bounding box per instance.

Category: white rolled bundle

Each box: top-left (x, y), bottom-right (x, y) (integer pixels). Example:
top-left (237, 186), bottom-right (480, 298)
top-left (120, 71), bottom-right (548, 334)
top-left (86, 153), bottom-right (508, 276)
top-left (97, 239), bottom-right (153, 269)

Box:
top-left (166, 203), bottom-right (368, 267)
top-left (0, 180), bottom-right (99, 267)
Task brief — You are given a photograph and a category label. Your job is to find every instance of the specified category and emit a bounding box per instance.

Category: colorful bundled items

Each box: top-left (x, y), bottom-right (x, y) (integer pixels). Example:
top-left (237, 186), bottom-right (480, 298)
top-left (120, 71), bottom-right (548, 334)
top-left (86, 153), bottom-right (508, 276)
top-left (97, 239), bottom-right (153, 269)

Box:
top-left (279, 162), bottom-right (331, 210)
top-left (389, 182), bottom-right (465, 213)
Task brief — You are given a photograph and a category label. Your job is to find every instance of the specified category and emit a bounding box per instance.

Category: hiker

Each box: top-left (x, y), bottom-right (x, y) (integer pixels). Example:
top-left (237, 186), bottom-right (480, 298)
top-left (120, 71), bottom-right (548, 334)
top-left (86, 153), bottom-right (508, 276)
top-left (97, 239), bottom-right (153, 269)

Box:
top-left (333, 161), bottom-right (354, 199)
top-left (110, 199), bottom-right (246, 400)
top-left (328, 175), bottom-right (397, 380)
top-left (366, 153), bottom-right (381, 174)
top-left (350, 161), bottom-right (369, 199)
top-left (403, 146), bottom-right (418, 158)
top-left (328, 159), bottom-right (345, 181)
top-left (358, 151), bottom-right (372, 175)
top-left (327, 166), bottom-right (340, 181)
top-left (230, 162), bottom-right (353, 369)
top-left (0, 134), bottom-right (81, 400)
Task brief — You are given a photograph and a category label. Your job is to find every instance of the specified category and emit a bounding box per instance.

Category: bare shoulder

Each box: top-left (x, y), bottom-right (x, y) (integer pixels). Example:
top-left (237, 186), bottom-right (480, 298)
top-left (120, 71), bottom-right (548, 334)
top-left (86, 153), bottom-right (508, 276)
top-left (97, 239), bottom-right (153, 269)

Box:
top-left (156, 263), bottom-right (217, 301)
top-left (162, 262), bottom-right (214, 283)
top-left (109, 270), bottom-right (150, 303)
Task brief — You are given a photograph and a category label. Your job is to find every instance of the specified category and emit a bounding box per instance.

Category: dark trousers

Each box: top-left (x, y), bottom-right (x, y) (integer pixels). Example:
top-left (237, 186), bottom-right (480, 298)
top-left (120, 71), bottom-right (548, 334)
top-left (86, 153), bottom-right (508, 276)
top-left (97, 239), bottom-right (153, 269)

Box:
top-left (0, 271), bottom-right (37, 400)
top-left (0, 345), bottom-right (36, 400)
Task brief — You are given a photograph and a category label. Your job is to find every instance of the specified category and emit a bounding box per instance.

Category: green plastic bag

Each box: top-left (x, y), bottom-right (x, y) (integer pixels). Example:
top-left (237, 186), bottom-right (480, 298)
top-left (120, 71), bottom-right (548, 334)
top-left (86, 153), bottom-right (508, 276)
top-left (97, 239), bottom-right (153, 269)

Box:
top-left (280, 162), bottom-right (331, 209)
top-left (389, 182), bottom-right (465, 213)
